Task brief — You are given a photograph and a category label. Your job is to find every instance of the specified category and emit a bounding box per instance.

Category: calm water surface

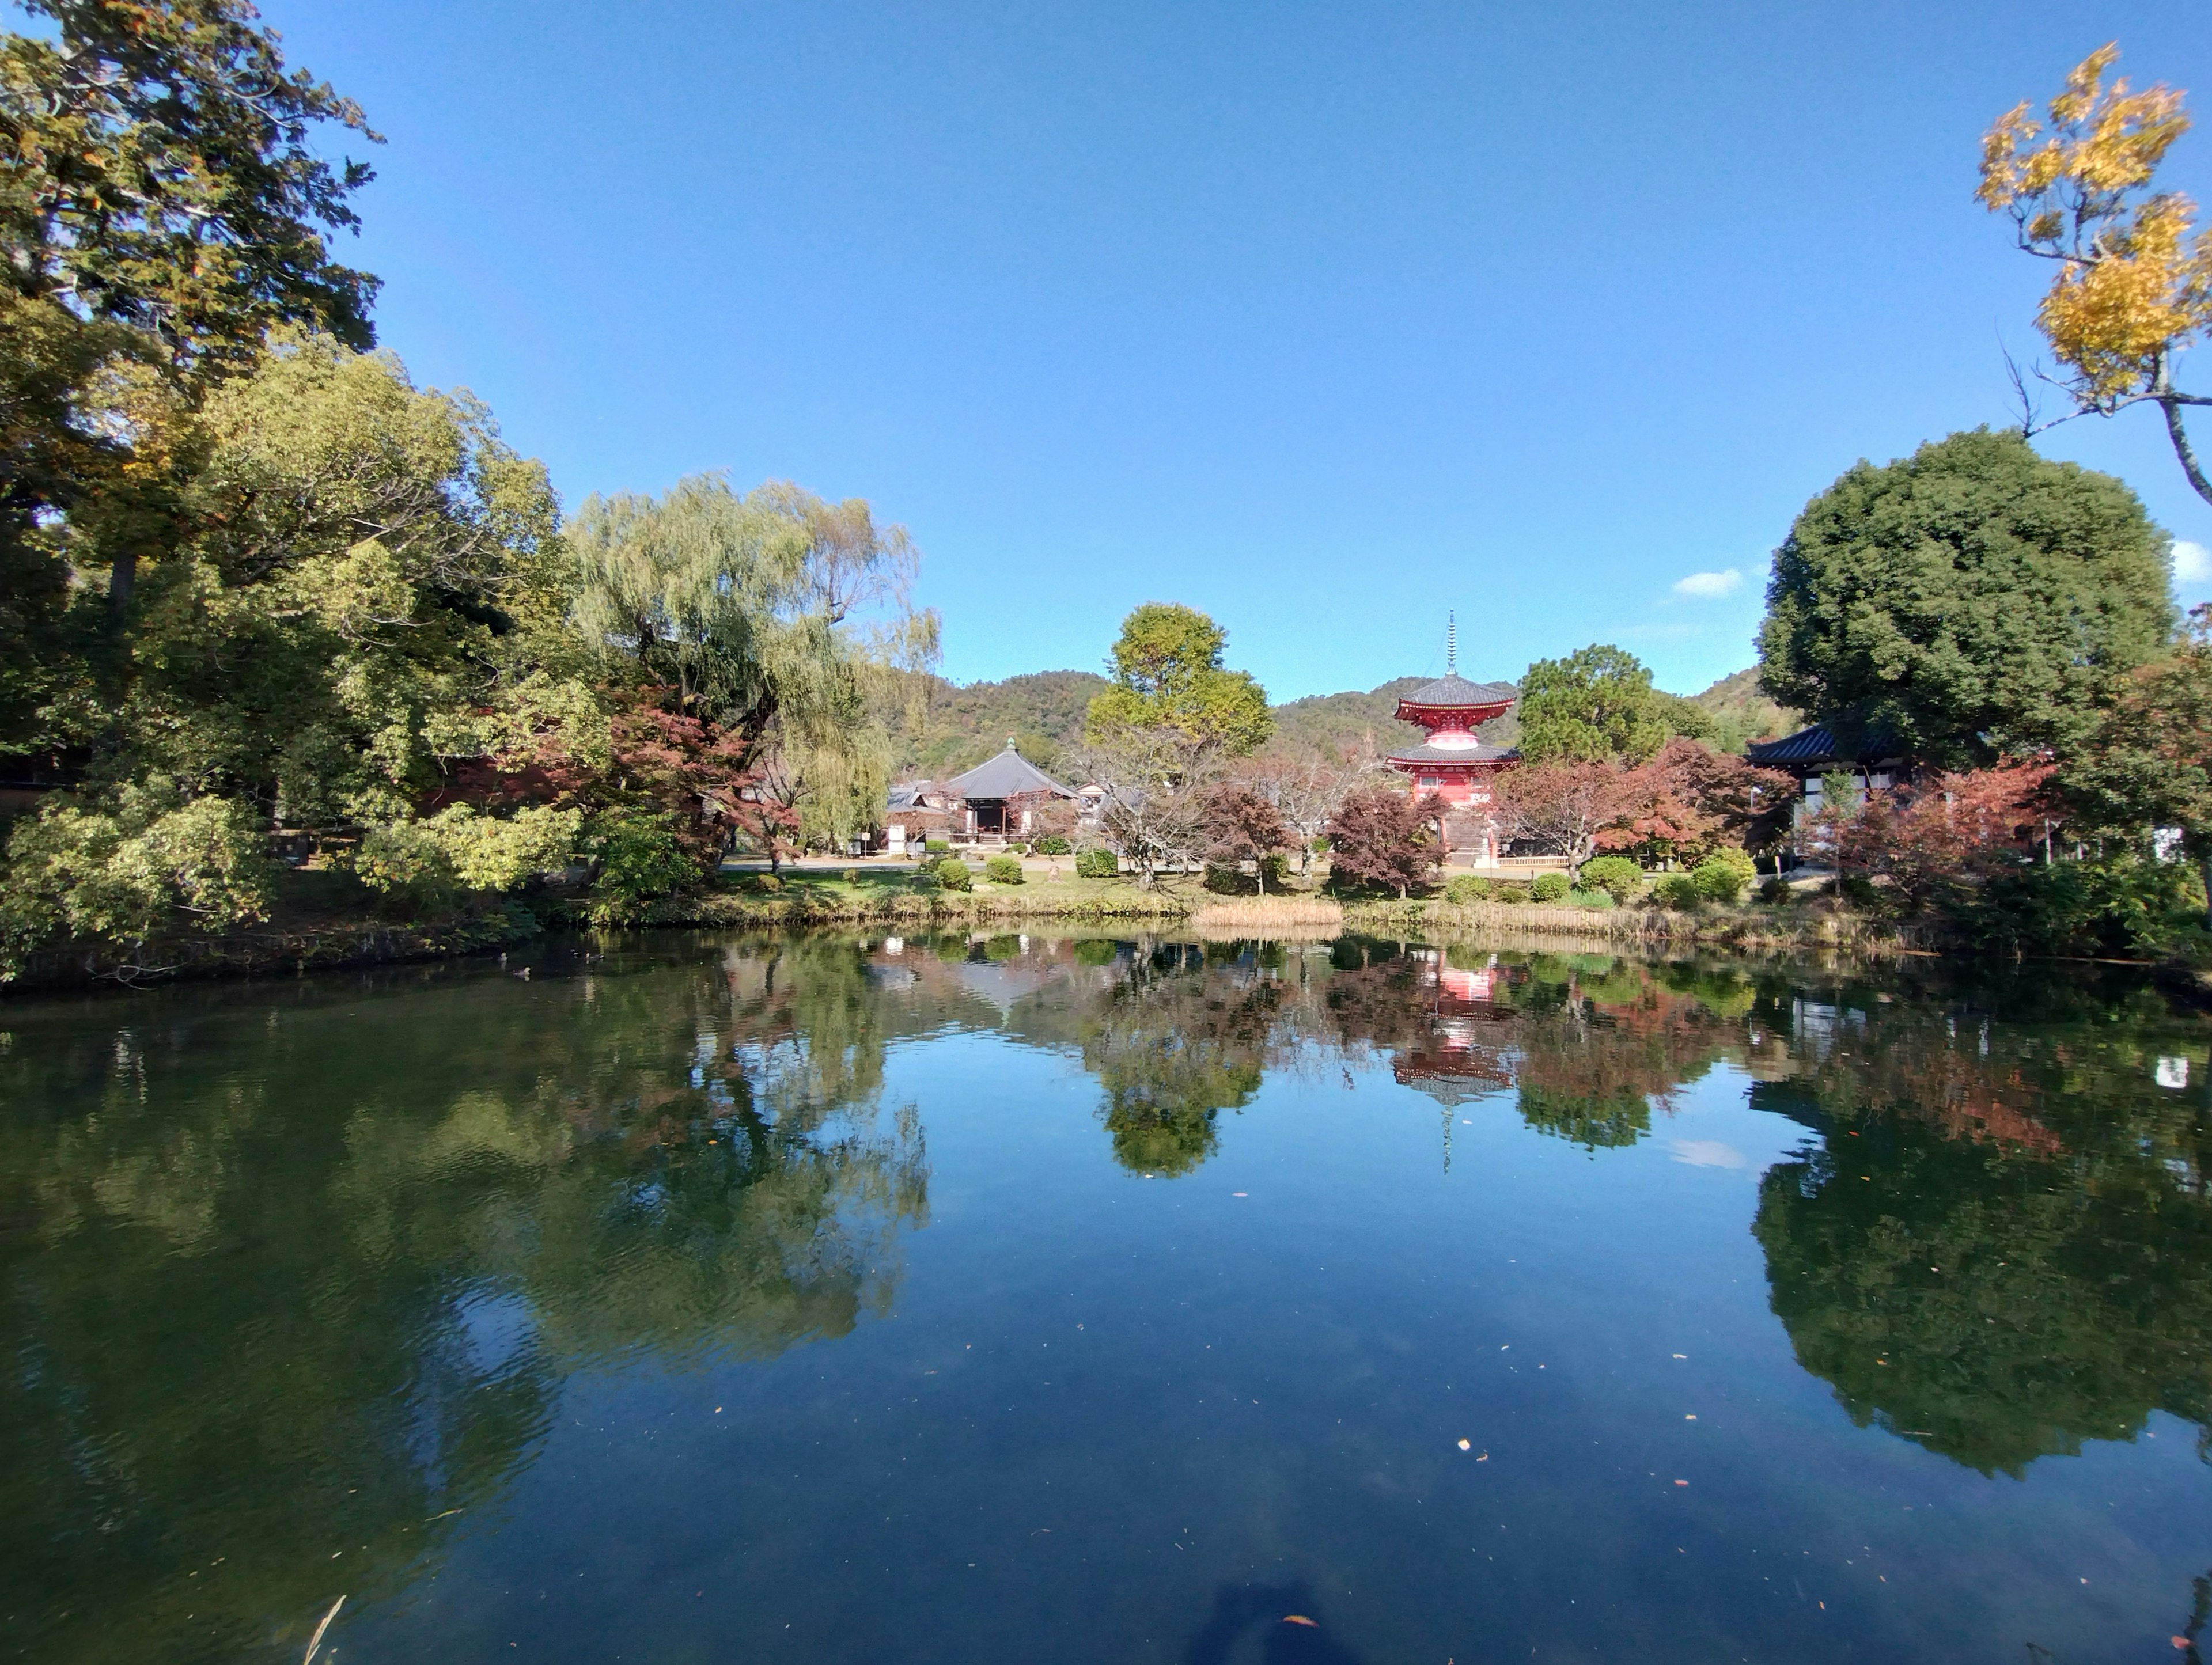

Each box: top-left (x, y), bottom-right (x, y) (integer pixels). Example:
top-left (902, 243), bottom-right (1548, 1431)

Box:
top-left (3, 931), bottom-right (2209, 1664)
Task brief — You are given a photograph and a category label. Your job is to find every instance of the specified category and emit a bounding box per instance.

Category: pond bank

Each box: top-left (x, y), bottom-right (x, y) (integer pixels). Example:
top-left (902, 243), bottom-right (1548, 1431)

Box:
top-left (10, 877), bottom-right (2156, 996)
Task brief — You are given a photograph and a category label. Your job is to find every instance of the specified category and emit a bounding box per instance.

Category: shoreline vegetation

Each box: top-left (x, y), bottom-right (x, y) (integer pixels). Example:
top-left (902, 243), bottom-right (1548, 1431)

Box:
top-left (16, 865), bottom-right (2191, 999)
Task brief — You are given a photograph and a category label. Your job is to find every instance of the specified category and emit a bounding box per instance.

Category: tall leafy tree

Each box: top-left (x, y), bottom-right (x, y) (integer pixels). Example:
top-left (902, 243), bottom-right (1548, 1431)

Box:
top-left (1085, 602), bottom-right (1271, 757)
top-left (1516, 644), bottom-right (1666, 764)
top-left (1758, 428), bottom-right (2173, 768)
top-left (0, 0), bottom-right (383, 663)
top-left (2066, 603), bottom-right (2212, 925)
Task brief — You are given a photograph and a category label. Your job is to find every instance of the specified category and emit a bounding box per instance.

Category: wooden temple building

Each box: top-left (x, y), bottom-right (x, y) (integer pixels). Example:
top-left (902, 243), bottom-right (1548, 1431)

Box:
top-left (884, 741), bottom-right (1078, 851)
top-left (1384, 619), bottom-right (1519, 861)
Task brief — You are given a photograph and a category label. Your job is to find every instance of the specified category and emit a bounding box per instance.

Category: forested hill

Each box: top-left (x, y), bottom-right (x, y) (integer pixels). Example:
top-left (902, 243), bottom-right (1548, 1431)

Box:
top-left (1687, 667), bottom-right (1801, 753)
top-left (901, 662), bottom-right (1797, 781)
top-left (899, 671), bottom-right (1112, 777)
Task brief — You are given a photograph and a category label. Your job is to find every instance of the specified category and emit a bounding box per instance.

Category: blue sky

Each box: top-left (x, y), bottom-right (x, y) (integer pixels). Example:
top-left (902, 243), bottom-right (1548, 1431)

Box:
top-left (263, 0), bottom-right (2212, 699)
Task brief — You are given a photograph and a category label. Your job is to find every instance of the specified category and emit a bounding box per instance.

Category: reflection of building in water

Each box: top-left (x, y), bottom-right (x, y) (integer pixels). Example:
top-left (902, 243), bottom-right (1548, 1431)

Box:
top-left (1390, 951), bottom-right (1515, 1171)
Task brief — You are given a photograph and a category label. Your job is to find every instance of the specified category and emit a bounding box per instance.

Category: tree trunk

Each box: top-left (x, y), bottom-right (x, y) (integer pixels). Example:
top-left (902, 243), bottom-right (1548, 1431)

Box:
top-left (2202, 850), bottom-right (2211, 933)
top-left (108, 548), bottom-right (136, 632)
top-left (1256, 854), bottom-right (1266, 897)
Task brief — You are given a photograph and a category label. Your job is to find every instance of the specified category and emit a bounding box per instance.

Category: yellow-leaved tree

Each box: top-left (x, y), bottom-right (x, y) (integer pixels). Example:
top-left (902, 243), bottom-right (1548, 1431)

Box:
top-left (1979, 44), bottom-right (2212, 502)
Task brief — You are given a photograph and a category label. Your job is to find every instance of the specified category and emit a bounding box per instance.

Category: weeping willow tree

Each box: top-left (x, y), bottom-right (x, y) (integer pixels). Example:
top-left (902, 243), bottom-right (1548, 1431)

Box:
top-left (566, 474), bottom-right (937, 856)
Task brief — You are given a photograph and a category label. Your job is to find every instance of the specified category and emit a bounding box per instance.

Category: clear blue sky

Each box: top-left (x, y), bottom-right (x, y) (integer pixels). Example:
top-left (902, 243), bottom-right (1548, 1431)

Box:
top-left (263, 0), bottom-right (2212, 700)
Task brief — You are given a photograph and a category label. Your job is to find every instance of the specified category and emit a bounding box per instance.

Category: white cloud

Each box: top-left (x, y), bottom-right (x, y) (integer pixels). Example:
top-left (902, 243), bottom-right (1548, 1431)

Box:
top-left (2173, 540), bottom-right (2211, 585)
top-left (1672, 568), bottom-right (1742, 599)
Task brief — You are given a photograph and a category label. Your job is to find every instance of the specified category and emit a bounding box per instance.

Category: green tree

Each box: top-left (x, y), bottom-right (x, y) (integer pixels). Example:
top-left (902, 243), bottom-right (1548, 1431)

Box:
top-left (1758, 430), bottom-right (2173, 767)
top-left (0, 0), bottom-right (384, 669)
top-left (2065, 604), bottom-right (2212, 927)
top-left (1517, 644), bottom-right (1667, 764)
top-left (1085, 602), bottom-right (1271, 756)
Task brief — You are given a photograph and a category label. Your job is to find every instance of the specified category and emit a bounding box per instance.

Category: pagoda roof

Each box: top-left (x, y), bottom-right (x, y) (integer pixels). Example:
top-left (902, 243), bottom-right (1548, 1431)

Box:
top-left (940, 743), bottom-right (1075, 800)
top-left (1387, 741), bottom-right (1518, 765)
top-left (1396, 673), bottom-right (1517, 710)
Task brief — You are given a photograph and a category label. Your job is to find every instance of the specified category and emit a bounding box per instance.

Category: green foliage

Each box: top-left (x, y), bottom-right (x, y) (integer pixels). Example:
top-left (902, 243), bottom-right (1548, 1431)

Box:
top-left (908, 866), bottom-right (940, 893)
top-left (1758, 875), bottom-right (1795, 905)
top-left (586, 811), bottom-right (695, 921)
top-left (1687, 666), bottom-right (1801, 754)
top-left (1692, 848), bottom-right (1757, 904)
top-left (983, 854), bottom-right (1024, 886)
top-left (1653, 871), bottom-right (1702, 909)
top-left (1085, 602), bottom-right (1271, 755)
top-left (1444, 874), bottom-right (1493, 905)
top-left (1567, 888), bottom-right (1615, 909)
top-left (0, 787), bottom-right (270, 969)
top-left (1530, 872), bottom-right (1570, 902)
top-left (1493, 883), bottom-right (1530, 905)
top-left (1578, 855), bottom-right (1645, 904)
top-left (932, 858), bottom-right (972, 893)
top-left (1031, 836), bottom-right (1071, 855)
top-left (357, 805), bottom-right (583, 901)
top-left (752, 872), bottom-right (784, 894)
top-left (1964, 851), bottom-right (2205, 958)
top-left (1759, 429), bottom-right (2173, 767)
top-left (1202, 863), bottom-right (1245, 894)
top-left (1073, 938), bottom-right (1118, 966)
top-left (924, 839), bottom-right (950, 855)
top-left (1518, 644), bottom-right (1667, 764)
top-left (1075, 847), bottom-right (1119, 879)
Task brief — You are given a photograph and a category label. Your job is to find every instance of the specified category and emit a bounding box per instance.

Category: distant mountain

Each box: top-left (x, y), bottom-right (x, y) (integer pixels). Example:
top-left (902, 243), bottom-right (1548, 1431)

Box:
top-left (900, 662), bottom-right (1797, 780)
top-left (1686, 666), bottom-right (1800, 753)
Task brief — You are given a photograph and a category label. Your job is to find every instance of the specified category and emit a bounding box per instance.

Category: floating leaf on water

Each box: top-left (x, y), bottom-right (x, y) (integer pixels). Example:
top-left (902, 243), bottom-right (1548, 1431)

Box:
top-left (1282, 1615), bottom-right (1319, 1627)
top-left (1457, 1438), bottom-right (1472, 1450)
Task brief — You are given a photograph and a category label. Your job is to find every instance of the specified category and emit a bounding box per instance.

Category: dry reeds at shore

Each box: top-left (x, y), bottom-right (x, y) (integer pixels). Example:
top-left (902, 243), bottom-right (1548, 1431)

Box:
top-left (1190, 897), bottom-right (1346, 934)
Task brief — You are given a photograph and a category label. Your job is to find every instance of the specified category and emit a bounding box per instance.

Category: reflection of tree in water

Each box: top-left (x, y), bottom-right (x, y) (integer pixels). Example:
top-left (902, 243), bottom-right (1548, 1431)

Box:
top-left (1080, 945), bottom-right (1276, 1175)
top-left (0, 940), bottom-right (929, 1664)
top-left (1751, 1009), bottom-right (2212, 1476)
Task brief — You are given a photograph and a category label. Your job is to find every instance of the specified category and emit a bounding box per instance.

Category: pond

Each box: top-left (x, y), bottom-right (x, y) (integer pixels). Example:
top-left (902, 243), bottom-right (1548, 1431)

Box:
top-left (2, 930), bottom-right (2209, 1665)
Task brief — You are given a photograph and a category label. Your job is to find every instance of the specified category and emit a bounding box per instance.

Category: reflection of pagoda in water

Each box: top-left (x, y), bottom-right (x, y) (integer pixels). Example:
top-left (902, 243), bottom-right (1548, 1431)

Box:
top-left (1392, 949), bottom-right (1514, 1107)
top-left (1384, 615), bottom-right (1520, 860)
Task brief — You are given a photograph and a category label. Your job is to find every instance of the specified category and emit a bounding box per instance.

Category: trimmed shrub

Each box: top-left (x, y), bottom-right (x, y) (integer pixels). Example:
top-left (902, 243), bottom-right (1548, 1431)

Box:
top-left (1444, 874), bottom-right (1493, 905)
top-left (1579, 855), bottom-right (1644, 905)
top-left (1032, 836), bottom-right (1072, 856)
top-left (1493, 884), bottom-right (1530, 905)
top-left (924, 839), bottom-right (950, 855)
top-left (984, 854), bottom-right (1024, 885)
top-left (1692, 848), bottom-right (1757, 904)
top-left (1758, 875), bottom-right (1793, 905)
top-left (752, 872), bottom-right (783, 894)
top-left (1202, 863), bottom-right (1245, 894)
top-left (1653, 871), bottom-right (1700, 909)
top-left (1075, 848), bottom-right (1119, 879)
top-left (843, 868), bottom-right (863, 886)
top-left (1531, 872), bottom-right (1570, 904)
top-left (934, 859), bottom-right (973, 892)
top-left (1259, 852), bottom-right (1290, 889)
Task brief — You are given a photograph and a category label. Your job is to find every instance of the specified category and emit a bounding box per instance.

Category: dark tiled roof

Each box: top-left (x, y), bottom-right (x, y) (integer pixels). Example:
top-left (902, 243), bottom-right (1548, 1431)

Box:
top-left (1745, 725), bottom-right (1905, 767)
top-left (1396, 673), bottom-right (1518, 710)
top-left (941, 745), bottom-right (1075, 800)
top-left (1387, 742), bottom-right (1518, 765)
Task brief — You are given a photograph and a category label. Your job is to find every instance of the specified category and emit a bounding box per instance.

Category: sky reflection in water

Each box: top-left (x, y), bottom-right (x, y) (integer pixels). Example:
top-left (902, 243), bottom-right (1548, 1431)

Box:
top-left (1, 930), bottom-right (2208, 1664)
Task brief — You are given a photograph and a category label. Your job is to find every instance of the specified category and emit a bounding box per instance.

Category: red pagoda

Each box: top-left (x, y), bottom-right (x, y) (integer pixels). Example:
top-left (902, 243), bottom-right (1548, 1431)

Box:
top-left (1385, 616), bottom-right (1518, 859)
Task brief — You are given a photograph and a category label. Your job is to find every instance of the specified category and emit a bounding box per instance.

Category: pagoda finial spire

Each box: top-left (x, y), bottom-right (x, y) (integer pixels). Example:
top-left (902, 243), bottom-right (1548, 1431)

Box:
top-left (1446, 611), bottom-right (1457, 676)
